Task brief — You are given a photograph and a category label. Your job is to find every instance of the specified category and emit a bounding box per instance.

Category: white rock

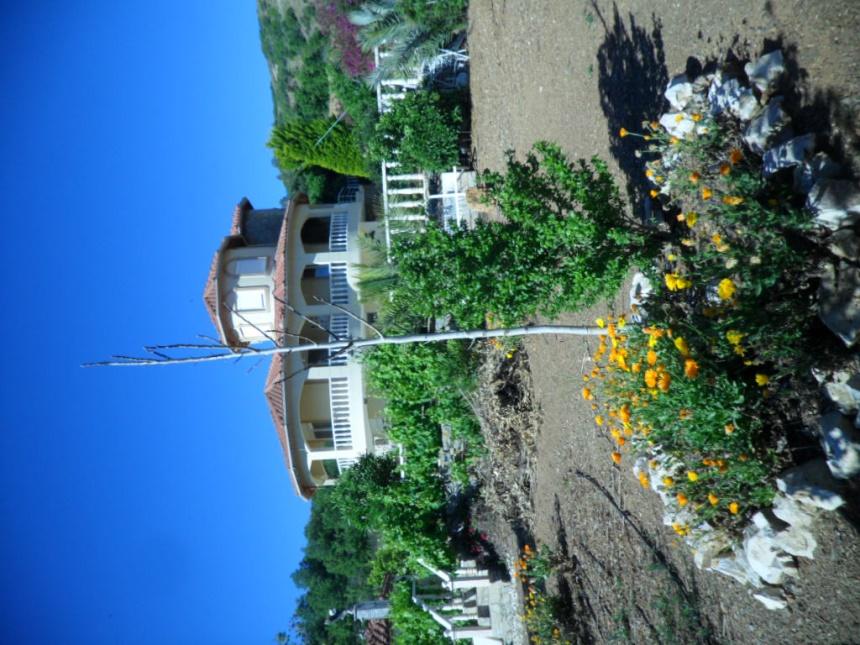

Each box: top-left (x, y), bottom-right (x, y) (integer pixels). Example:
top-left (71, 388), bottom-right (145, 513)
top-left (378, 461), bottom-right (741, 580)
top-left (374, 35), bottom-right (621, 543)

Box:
top-left (771, 494), bottom-right (815, 528)
top-left (659, 112), bottom-right (696, 139)
top-left (629, 272), bottom-right (653, 321)
top-left (744, 523), bottom-right (798, 585)
top-left (823, 371), bottom-right (860, 414)
top-left (818, 262), bottom-right (860, 347)
top-left (819, 411), bottom-right (860, 479)
top-left (752, 586), bottom-right (789, 611)
top-left (708, 548), bottom-right (762, 587)
top-left (689, 527), bottom-right (732, 570)
top-left (773, 524), bottom-right (817, 559)
top-left (708, 71), bottom-right (743, 116)
top-left (735, 91), bottom-right (760, 121)
top-left (794, 152), bottom-right (842, 194)
top-left (828, 229), bottom-right (860, 263)
top-left (744, 97), bottom-right (790, 154)
top-left (807, 178), bottom-right (860, 230)
top-left (776, 459), bottom-right (845, 510)
top-left (745, 50), bottom-right (785, 94)
top-left (762, 134), bottom-right (815, 176)
top-left (665, 73), bottom-right (694, 111)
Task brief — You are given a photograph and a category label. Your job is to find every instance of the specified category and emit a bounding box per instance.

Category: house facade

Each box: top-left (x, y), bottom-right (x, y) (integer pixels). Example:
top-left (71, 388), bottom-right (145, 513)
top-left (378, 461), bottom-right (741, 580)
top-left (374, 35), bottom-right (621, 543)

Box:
top-left (203, 188), bottom-right (388, 499)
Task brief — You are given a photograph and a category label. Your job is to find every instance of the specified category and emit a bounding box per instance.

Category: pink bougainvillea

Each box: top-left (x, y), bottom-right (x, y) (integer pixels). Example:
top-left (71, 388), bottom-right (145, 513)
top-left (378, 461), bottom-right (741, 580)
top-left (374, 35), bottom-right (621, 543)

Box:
top-left (316, 0), bottom-right (375, 77)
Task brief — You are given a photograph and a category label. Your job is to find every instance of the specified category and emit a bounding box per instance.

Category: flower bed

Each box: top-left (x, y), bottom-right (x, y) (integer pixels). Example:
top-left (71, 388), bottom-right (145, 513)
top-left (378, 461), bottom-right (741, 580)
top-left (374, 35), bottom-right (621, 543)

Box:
top-left (584, 48), bottom-right (859, 610)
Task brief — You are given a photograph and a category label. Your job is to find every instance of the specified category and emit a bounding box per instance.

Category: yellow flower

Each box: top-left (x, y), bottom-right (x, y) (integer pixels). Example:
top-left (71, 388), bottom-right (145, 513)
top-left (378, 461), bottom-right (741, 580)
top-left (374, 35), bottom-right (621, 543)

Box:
top-left (691, 113), bottom-right (703, 122)
top-left (674, 336), bottom-right (690, 356)
top-left (684, 358), bottom-right (699, 379)
top-left (650, 121), bottom-right (660, 130)
top-left (662, 476), bottom-right (674, 487)
top-left (644, 369), bottom-right (658, 388)
top-left (658, 372), bottom-right (671, 392)
top-left (595, 317), bottom-right (606, 328)
top-left (647, 350), bottom-right (658, 366)
top-left (670, 136), bottom-right (680, 145)
top-left (687, 470), bottom-right (699, 482)
top-left (611, 451), bottom-right (622, 464)
top-left (674, 113), bottom-right (685, 123)
top-left (689, 171), bottom-right (701, 184)
top-left (672, 522), bottom-right (689, 536)
top-left (725, 329), bottom-right (744, 345)
top-left (722, 195), bottom-right (744, 206)
top-left (619, 127), bottom-right (629, 137)
top-left (676, 493), bottom-right (689, 507)
top-left (582, 387), bottom-right (594, 401)
top-left (664, 273), bottom-right (678, 290)
top-left (645, 168), bottom-right (654, 178)
top-left (595, 415), bottom-right (604, 426)
top-left (615, 435), bottom-right (627, 447)
top-left (638, 472), bottom-right (650, 488)
top-left (701, 187), bottom-right (713, 200)
top-left (631, 362), bottom-right (642, 373)
top-left (650, 189), bottom-right (660, 198)
top-left (724, 423), bottom-right (735, 435)
top-left (667, 253), bottom-right (677, 261)
top-left (719, 163), bottom-right (731, 176)
top-left (729, 502), bottom-right (740, 514)
top-left (685, 211), bottom-right (698, 228)
top-left (717, 278), bottom-right (736, 301)
top-left (676, 213), bottom-right (686, 222)
top-left (708, 493), bottom-right (719, 506)
top-left (755, 373), bottom-right (770, 386)
top-left (729, 148), bottom-right (744, 164)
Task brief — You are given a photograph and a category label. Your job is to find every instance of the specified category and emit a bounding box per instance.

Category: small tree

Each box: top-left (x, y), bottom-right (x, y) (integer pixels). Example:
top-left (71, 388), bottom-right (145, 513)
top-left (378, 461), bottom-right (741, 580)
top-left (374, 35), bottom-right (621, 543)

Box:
top-left (269, 118), bottom-right (371, 179)
top-left (387, 142), bottom-right (657, 328)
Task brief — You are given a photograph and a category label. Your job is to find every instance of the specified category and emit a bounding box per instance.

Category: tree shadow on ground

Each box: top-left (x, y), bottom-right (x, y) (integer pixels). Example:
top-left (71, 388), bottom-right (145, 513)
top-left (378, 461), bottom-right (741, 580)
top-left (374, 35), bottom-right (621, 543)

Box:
top-left (593, 2), bottom-right (668, 215)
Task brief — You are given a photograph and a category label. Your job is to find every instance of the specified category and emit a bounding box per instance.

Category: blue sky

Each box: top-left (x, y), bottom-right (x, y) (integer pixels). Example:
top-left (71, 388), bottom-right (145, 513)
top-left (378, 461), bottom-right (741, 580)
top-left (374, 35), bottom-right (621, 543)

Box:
top-left (0, 2), bottom-right (309, 643)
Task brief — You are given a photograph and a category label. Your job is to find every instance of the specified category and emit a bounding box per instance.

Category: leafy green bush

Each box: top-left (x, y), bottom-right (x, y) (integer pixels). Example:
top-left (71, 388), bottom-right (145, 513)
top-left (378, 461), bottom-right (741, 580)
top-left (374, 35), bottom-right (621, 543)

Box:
top-left (269, 118), bottom-right (371, 178)
top-left (328, 453), bottom-right (453, 571)
top-left (388, 142), bottom-right (652, 328)
top-left (389, 580), bottom-right (448, 645)
top-left (291, 487), bottom-right (375, 644)
top-left (328, 64), bottom-right (379, 146)
top-left (369, 91), bottom-right (462, 172)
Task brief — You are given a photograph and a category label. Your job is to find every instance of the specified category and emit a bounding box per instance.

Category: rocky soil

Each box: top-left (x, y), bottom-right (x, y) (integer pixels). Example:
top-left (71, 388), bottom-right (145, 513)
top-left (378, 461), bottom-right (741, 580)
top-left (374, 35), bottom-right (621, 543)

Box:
top-left (467, 1), bottom-right (860, 642)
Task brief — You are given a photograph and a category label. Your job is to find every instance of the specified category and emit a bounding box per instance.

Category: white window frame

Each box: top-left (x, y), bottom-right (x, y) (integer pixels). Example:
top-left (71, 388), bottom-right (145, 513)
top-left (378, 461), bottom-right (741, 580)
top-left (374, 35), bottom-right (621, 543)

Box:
top-left (228, 257), bottom-right (269, 276)
top-left (234, 286), bottom-right (269, 312)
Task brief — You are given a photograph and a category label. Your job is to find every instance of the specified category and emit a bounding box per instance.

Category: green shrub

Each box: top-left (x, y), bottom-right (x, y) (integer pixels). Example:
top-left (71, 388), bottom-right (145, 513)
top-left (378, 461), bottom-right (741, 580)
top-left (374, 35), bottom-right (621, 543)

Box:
top-left (269, 118), bottom-right (371, 178)
top-left (369, 91), bottom-right (462, 172)
top-left (389, 580), bottom-right (448, 645)
top-left (328, 64), bottom-right (379, 146)
top-left (388, 142), bottom-right (651, 328)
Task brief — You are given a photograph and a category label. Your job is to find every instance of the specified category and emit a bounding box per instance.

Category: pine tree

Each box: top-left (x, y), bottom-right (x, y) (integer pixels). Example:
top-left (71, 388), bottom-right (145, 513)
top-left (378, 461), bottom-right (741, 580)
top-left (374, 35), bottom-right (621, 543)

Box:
top-left (268, 118), bottom-right (370, 178)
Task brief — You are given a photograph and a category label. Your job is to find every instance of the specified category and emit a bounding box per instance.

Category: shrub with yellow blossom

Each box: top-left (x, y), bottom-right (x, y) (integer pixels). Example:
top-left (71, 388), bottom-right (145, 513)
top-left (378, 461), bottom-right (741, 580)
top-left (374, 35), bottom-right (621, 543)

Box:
top-left (587, 316), bottom-right (778, 529)
top-left (514, 545), bottom-right (572, 644)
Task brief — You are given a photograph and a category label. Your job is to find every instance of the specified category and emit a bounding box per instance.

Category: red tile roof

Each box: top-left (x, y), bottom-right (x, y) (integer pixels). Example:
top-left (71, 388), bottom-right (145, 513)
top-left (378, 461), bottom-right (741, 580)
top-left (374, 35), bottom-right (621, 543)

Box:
top-left (230, 197), bottom-right (253, 236)
top-left (264, 353), bottom-right (314, 499)
top-left (364, 620), bottom-right (391, 645)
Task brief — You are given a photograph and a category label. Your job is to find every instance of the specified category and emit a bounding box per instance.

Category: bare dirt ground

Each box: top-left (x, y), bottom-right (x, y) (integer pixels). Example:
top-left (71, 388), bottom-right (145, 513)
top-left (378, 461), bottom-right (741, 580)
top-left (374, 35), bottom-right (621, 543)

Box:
top-left (468, 1), bottom-right (860, 643)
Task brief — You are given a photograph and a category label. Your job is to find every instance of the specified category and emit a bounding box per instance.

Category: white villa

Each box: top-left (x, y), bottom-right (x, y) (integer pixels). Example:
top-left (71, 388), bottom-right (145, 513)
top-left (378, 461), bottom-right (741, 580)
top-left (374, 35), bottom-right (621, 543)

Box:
top-left (203, 188), bottom-right (389, 499)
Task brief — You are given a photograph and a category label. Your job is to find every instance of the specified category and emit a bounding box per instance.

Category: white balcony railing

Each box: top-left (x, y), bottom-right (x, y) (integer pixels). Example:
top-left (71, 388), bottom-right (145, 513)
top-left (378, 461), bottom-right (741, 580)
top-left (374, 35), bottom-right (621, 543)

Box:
top-left (329, 376), bottom-right (355, 472)
top-left (329, 262), bottom-right (349, 305)
top-left (329, 211), bottom-right (348, 252)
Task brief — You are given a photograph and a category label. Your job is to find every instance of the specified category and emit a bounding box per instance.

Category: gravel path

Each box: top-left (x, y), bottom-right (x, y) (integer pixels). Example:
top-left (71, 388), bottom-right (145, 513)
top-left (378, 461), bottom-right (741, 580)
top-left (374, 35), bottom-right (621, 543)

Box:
top-left (468, 1), bottom-right (860, 642)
